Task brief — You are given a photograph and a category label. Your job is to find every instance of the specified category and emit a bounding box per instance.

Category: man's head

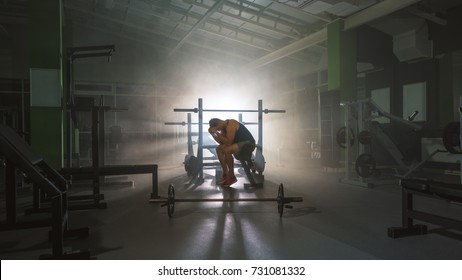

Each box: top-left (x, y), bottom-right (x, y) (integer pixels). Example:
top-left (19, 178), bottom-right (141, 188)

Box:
top-left (209, 118), bottom-right (221, 128)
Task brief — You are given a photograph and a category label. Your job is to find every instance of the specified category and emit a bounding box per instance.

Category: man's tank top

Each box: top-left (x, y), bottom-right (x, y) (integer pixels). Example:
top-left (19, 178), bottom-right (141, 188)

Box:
top-left (233, 122), bottom-right (255, 144)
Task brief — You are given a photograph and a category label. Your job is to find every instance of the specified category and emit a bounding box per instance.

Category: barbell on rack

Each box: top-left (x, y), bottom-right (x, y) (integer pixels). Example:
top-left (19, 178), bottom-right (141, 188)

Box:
top-left (149, 184), bottom-right (303, 218)
top-left (173, 108), bottom-right (286, 113)
top-left (165, 121), bottom-right (259, 126)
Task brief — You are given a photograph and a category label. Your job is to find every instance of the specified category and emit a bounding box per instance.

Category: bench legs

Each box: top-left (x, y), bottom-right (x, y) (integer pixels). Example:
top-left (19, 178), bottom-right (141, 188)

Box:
top-left (239, 159), bottom-right (263, 188)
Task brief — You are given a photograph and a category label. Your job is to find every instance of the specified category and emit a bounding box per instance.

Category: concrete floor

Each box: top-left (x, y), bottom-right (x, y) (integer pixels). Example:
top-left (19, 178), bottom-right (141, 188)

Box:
top-left (1, 163), bottom-right (462, 260)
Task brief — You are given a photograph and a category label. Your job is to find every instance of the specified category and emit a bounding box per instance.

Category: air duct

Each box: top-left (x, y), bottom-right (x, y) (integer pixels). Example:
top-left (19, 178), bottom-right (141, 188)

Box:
top-left (393, 23), bottom-right (432, 62)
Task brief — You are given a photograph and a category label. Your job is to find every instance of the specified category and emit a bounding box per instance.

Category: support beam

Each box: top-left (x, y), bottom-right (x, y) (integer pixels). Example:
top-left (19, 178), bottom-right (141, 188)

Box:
top-left (168, 0), bottom-right (225, 57)
top-left (405, 6), bottom-right (447, 26)
top-left (344, 0), bottom-right (422, 30)
top-left (65, 3), bottom-right (269, 59)
top-left (242, 28), bottom-right (327, 70)
top-left (243, 0), bottom-right (422, 70)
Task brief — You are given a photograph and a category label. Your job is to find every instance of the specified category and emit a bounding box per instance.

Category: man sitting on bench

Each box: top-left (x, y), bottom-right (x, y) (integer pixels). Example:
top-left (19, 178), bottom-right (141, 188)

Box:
top-left (208, 118), bottom-right (255, 186)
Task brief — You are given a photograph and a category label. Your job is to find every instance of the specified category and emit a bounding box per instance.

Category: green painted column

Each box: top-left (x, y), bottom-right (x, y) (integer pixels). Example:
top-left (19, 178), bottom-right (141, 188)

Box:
top-left (29, 0), bottom-right (63, 168)
top-left (327, 19), bottom-right (358, 163)
top-left (327, 19), bottom-right (357, 102)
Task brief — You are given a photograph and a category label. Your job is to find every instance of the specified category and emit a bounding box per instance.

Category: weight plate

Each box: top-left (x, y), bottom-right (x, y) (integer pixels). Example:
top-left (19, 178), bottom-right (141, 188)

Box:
top-left (184, 154), bottom-right (192, 175)
top-left (355, 153), bottom-right (376, 178)
top-left (191, 155), bottom-right (202, 177)
top-left (184, 155), bottom-right (201, 177)
top-left (336, 126), bottom-right (355, 148)
top-left (167, 184), bottom-right (175, 217)
top-left (443, 122), bottom-right (461, 154)
top-left (254, 153), bottom-right (265, 174)
top-left (277, 184), bottom-right (284, 218)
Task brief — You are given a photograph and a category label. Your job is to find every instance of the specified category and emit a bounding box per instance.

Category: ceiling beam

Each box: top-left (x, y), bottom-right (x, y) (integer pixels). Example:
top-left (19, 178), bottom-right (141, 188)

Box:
top-left (167, 0), bottom-right (225, 57)
top-left (404, 6), bottom-right (447, 26)
top-left (184, 0), bottom-right (303, 39)
top-left (242, 28), bottom-right (327, 70)
top-left (344, 0), bottom-right (421, 30)
top-left (65, 3), bottom-right (269, 61)
top-left (243, 0), bottom-right (422, 70)
top-left (71, 16), bottom-right (254, 64)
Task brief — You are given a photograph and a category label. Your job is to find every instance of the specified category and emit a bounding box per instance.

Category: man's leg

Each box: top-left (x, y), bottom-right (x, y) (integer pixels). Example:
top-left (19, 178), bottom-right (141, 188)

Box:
top-left (216, 144), bottom-right (228, 183)
top-left (216, 144), bottom-right (227, 173)
top-left (223, 144), bottom-right (239, 185)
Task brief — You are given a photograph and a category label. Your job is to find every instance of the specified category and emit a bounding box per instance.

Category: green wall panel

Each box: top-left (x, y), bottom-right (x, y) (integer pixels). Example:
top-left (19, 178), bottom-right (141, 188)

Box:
top-left (29, 0), bottom-right (64, 168)
top-left (327, 19), bottom-right (358, 162)
top-left (327, 19), bottom-right (357, 102)
top-left (30, 107), bottom-right (63, 168)
top-left (29, 1), bottom-right (62, 69)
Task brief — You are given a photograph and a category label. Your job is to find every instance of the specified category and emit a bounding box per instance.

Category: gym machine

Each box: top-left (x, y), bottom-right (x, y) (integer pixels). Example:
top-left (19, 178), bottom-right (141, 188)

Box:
top-left (0, 125), bottom-right (90, 259)
top-left (388, 97), bottom-right (462, 239)
top-left (65, 45), bottom-right (115, 168)
top-left (172, 98), bottom-right (285, 187)
top-left (338, 98), bottom-right (444, 188)
top-left (26, 98), bottom-right (159, 211)
top-left (60, 100), bottom-right (160, 207)
top-left (388, 178), bottom-right (462, 238)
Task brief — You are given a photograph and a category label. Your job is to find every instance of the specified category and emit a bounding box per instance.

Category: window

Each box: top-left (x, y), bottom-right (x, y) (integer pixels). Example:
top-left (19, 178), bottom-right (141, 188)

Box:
top-left (371, 87), bottom-right (390, 123)
top-left (403, 82), bottom-right (426, 121)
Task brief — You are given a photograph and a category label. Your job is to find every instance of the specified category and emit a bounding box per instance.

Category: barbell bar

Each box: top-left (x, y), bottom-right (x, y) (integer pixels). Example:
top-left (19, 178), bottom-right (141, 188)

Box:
top-left (173, 108), bottom-right (286, 113)
top-left (149, 184), bottom-right (303, 218)
top-left (164, 121), bottom-right (259, 125)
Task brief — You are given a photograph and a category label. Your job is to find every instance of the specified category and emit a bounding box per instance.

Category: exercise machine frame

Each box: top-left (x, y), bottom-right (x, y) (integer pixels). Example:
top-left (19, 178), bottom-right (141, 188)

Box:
top-left (388, 178), bottom-right (462, 238)
top-left (27, 102), bottom-right (160, 212)
top-left (0, 125), bottom-right (90, 259)
top-left (65, 45), bottom-right (115, 168)
top-left (388, 96), bottom-right (462, 238)
top-left (339, 98), bottom-right (434, 188)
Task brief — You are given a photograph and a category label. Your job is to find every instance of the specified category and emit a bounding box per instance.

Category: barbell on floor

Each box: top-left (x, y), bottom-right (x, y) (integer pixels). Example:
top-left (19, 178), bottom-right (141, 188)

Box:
top-left (149, 184), bottom-right (303, 218)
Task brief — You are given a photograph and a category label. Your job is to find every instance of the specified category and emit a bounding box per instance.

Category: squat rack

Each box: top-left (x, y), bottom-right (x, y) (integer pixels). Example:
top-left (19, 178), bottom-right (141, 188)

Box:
top-left (165, 113), bottom-right (259, 175)
top-left (173, 98), bottom-right (285, 182)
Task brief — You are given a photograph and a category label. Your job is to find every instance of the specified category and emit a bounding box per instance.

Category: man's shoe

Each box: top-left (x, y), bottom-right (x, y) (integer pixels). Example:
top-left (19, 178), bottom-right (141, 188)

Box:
top-left (223, 176), bottom-right (237, 186)
top-left (217, 176), bottom-right (228, 185)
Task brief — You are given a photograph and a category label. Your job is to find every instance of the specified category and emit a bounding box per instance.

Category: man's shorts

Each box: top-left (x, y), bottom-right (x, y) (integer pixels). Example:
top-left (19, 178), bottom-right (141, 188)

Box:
top-left (234, 141), bottom-right (255, 157)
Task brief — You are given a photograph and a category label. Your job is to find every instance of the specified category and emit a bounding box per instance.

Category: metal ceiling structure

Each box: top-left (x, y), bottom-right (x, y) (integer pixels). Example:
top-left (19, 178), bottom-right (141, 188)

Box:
top-left (0, 0), bottom-right (460, 77)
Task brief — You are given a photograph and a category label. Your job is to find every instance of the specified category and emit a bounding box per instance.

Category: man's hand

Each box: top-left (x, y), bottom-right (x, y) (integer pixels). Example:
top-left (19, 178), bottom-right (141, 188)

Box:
top-left (208, 126), bottom-right (217, 134)
top-left (209, 126), bottom-right (223, 144)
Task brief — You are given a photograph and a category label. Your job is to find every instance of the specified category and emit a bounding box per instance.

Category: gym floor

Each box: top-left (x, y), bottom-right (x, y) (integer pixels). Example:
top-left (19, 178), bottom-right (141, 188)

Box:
top-left (1, 163), bottom-right (462, 260)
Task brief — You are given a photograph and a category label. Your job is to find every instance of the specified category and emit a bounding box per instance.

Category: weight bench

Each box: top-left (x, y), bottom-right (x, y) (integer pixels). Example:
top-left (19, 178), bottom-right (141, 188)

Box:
top-left (235, 142), bottom-right (264, 188)
top-left (57, 164), bottom-right (159, 209)
top-left (388, 178), bottom-right (462, 238)
top-left (0, 125), bottom-right (90, 259)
